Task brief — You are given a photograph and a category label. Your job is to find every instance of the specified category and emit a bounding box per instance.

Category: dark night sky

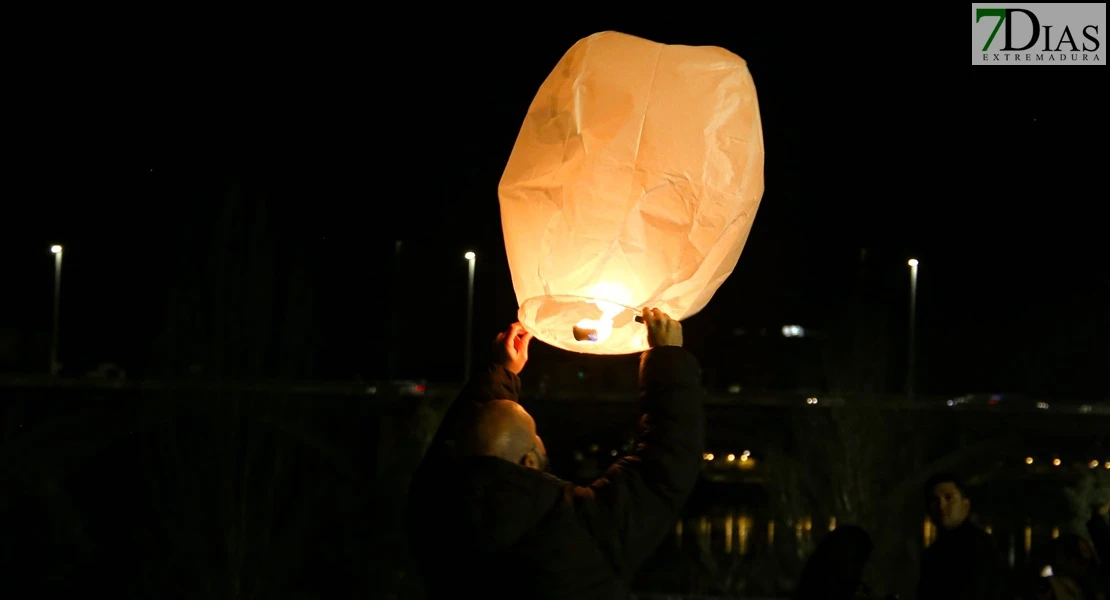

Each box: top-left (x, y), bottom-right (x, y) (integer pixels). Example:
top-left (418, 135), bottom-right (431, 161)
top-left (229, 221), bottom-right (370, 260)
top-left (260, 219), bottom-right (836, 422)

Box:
top-left (2, 14), bottom-right (1107, 396)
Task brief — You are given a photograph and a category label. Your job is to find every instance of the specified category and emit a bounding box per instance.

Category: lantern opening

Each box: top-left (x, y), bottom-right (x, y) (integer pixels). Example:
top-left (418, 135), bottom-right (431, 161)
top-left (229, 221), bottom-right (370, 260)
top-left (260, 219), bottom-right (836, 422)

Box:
top-left (519, 294), bottom-right (645, 355)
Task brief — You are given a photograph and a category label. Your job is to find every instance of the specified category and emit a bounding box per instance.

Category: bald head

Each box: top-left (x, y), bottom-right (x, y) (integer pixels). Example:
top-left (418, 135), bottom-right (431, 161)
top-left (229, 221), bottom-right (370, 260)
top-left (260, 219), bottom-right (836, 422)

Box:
top-left (459, 400), bottom-right (548, 471)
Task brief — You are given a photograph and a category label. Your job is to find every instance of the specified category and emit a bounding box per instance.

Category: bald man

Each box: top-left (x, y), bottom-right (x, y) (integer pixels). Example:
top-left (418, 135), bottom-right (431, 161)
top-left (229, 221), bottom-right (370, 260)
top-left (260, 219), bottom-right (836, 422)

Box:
top-left (458, 399), bottom-right (548, 470)
top-left (407, 309), bottom-right (706, 600)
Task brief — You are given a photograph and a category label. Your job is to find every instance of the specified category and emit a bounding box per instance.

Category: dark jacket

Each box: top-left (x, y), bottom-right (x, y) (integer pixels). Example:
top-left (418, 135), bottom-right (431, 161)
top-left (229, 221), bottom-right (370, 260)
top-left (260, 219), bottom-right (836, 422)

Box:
top-left (918, 520), bottom-right (1003, 600)
top-left (406, 346), bottom-right (706, 600)
top-left (1089, 511), bottom-right (1110, 576)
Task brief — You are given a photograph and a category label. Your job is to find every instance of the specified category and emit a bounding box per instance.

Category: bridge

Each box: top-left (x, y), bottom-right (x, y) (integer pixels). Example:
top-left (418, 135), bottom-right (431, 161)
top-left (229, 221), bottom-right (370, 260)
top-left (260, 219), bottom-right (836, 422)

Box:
top-left (2, 376), bottom-right (1106, 491)
top-left (518, 390), bottom-right (1110, 482)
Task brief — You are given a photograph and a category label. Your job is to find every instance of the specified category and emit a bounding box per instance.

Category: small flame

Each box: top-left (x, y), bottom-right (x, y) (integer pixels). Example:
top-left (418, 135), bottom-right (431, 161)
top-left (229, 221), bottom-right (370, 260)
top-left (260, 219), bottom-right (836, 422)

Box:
top-left (575, 281), bottom-right (632, 343)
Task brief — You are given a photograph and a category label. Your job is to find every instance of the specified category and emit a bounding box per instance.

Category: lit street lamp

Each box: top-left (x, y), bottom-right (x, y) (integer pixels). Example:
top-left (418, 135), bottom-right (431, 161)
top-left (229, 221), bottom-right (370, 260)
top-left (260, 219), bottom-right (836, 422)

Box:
top-left (907, 258), bottom-right (919, 401)
top-left (464, 251), bottom-right (476, 381)
top-left (51, 244), bottom-right (64, 375)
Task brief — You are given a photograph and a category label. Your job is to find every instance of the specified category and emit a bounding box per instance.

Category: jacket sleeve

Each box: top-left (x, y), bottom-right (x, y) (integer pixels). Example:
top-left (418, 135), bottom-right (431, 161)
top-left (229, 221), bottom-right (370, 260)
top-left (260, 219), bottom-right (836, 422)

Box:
top-left (570, 346), bottom-right (707, 579)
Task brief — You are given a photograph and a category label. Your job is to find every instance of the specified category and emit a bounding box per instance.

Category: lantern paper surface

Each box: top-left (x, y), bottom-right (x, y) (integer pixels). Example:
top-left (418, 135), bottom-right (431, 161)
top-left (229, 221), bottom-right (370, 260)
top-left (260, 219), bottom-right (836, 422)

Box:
top-left (498, 31), bottom-right (765, 355)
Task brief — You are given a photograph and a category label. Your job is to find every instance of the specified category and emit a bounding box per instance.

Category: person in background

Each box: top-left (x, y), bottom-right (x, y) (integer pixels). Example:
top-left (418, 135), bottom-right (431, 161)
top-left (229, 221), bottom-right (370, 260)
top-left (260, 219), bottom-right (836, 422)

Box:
top-left (1089, 494), bottom-right (1110, 577)
top-left (406, 309), bottom-right (706, 600)
top-left (1033, 533), bottom-right (1107, 600)
top-left (917, 473), bottom-right (1003, 600)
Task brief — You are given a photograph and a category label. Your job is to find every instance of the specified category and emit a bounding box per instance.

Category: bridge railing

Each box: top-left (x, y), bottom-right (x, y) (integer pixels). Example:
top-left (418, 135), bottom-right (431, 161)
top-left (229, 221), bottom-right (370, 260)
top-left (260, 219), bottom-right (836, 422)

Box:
top-left (2, 374), bottom-right (1106, 416)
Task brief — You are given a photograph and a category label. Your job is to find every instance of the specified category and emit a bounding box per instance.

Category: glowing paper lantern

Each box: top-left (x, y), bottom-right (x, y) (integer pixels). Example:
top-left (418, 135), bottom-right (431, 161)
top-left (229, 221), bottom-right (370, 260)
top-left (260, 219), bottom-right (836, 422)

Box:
top-left (498, 31), bottom-right (765, 355)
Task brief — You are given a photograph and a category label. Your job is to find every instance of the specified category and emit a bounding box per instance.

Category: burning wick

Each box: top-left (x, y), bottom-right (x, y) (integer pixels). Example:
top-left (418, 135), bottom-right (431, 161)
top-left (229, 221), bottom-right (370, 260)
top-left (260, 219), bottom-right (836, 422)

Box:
top-left (569, 283), bottom-right (641, 343)
top-left (573, 315), bottom-right (646, 342)
top-left (572, 325), bottom-right (599, 342)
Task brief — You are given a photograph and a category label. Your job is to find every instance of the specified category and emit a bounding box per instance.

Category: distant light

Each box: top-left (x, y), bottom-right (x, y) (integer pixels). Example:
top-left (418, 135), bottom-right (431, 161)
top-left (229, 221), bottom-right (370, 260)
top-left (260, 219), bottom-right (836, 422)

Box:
top-left (50, 245), bottom-right (62, 254)
top-left (908, 258), bottom-right (919, 267)
top-left (742, 450), bottom-right (751, 457)
top-left (464, 251), bottom-right (475, 260)
top-left (703, 453), bottom-right (714, 461)
top-left (726, 453), bottom-right (736, 462)
top-left (740, 454), bottom-right (750, 462)
top-left (609, 449), bottom-right (618, 457)
top-left (806, 397), bottom-right (819, 405)
top-left (1025, 457), bottom-right (1034, 465)
top-left (1105, 461), bottom-right (1110, 469)
top-left (782, 325), bottom-right (805, 338)
top-left (1052, 458), bottom-right (1061, 467)
top-left (1090, 460), bottom-right (1100, 469)
top-left (1036, 402), bottom-right (1049, 410)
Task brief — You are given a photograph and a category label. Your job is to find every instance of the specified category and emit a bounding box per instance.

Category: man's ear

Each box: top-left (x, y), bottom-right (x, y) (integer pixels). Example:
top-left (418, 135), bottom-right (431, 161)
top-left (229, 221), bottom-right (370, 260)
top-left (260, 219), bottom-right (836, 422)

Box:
top-left (521, 451), bottom-right (539, 470)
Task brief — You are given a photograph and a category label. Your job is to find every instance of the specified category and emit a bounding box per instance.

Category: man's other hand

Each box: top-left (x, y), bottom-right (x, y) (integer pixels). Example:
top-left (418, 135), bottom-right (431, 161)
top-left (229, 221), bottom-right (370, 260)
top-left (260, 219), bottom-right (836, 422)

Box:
top-left (495, 322), bottom-right (534, 375)
top-left (642, 308), bottom-right (682, 348)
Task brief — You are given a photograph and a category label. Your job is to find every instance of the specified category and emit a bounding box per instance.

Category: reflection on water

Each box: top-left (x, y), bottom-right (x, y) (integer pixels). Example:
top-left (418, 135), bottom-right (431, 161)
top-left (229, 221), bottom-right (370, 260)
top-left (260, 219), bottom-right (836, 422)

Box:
top-left (683, 513), bottom-right (759, 555)
top-left (676, 512), bottom-right (1073, 570)
top-left (720, 514), bottom-right (753, 555)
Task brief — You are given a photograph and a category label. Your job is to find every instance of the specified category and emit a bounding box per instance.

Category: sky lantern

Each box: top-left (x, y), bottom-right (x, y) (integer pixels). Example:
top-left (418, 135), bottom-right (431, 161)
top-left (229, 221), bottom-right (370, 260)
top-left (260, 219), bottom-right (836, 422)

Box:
top-left (498, 31), bottom-right (765, 355)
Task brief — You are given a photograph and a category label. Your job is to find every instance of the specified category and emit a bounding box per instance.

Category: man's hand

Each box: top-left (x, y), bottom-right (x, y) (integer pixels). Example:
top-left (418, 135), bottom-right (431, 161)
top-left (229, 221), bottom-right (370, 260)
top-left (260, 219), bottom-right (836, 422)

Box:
top-left (642, 308), bottom-right (682, 348)
top-left (494, 322), bottom-right (534, 375)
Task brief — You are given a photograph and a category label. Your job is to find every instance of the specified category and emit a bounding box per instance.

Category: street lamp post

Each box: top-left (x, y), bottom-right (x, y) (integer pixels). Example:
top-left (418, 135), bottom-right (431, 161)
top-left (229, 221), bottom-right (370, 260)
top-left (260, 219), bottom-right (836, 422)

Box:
top-left (50, 244), bottom-right (63, 376)
top-left (907, 258), bottom-right (919, 401)
top-left (464, 251), bottom-right (476, 381)
top-left (387, 240), bottom-right (402, 380)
